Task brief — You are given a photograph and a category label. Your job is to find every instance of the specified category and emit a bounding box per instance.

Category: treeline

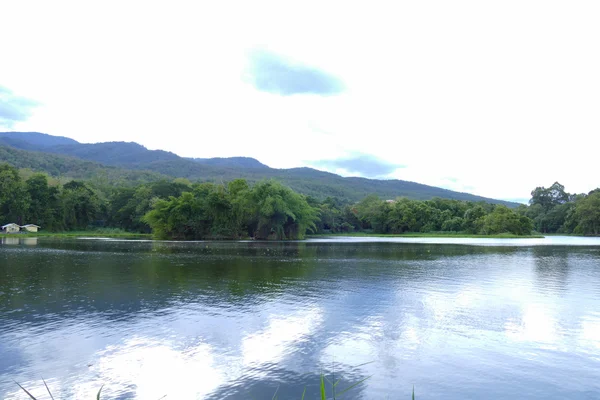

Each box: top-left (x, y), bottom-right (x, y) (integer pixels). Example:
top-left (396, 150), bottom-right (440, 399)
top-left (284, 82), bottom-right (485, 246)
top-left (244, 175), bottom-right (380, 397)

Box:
top-left (311, 195), bottom-right (534, 235)
top-left (2, 162), bottom-right (600, 238)
top-left (516, 182), bottom-right (600, 235)
top-left (1, 164), bottom-right (104, 231)
top-left (0, 163), bottom-right (318, 239)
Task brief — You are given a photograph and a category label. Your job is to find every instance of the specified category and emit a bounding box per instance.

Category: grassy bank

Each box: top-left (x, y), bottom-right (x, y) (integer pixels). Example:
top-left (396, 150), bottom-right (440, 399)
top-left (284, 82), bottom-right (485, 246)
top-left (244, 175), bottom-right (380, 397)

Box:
top-left (541, 233), bottom-right (600, 237)
top-left (2, 230), bottom-right (547, 240)
top-left (308, 232), bottom-right (545, 239)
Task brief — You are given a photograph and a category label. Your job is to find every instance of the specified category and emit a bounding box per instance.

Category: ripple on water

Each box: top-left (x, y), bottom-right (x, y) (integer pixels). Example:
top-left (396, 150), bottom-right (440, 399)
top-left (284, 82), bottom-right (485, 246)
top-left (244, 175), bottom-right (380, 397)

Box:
top-left (2, 238), bottom-right (600, 399)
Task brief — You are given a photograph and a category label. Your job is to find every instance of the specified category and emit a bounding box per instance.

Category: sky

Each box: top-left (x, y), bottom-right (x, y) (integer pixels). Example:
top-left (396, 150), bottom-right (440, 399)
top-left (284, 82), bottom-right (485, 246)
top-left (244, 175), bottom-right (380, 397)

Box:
top-left (1, 1), bottom-right (599, 202)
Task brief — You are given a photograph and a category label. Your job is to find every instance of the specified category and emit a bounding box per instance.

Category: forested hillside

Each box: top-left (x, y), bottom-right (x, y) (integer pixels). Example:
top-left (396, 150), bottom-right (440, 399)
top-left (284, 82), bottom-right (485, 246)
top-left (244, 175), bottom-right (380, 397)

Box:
top-left (1, 162), bottom-right (598, 238)
top-left (0, 131), bottom-right (518, 205)
top-left (0, 145), bottom-right (168, 185)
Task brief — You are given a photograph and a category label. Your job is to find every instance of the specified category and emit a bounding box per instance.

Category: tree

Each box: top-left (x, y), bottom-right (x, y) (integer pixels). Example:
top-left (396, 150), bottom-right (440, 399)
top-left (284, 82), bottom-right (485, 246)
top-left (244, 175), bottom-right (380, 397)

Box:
top-left (247, 181), bottom-right (318, 239)
top-left (142, 180), bottom-right (318, 240)
top-left (441, 217), bottom-right (464, 232)
top-left (479, 206), bottom-right (533, 235)
top-left (530, 182), bottom-right (569, 211)
top-left (571, 191), bottom-right (600, 235)
top-left (463, 205), bottom-right (486, 233)
top-left (61, 181), bottom-right (101, 230)
top-left (354, 195), bottom-right (389, 232)
top-left (25, 173), bottom-right (60, 229)
top-left (0, 163), bottom-right (29, 224)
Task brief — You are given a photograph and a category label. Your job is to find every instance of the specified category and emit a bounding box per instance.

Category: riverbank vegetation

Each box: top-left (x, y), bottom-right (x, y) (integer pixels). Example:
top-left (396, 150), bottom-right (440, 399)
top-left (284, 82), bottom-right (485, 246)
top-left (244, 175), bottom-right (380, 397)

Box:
top-left (308, 232), bottom-right (544, 238)
top-left (516, 182), bottom-right (600, 235)
top-left (1, 162), bottom-right (599, 239)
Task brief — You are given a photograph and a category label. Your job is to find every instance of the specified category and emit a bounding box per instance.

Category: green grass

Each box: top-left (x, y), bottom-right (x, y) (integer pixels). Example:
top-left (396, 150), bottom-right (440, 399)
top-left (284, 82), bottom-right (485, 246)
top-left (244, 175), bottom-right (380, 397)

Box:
top-left (540, 232), bottom-right (600, 237)
top-left (308, 232), bottom-right (545, 239)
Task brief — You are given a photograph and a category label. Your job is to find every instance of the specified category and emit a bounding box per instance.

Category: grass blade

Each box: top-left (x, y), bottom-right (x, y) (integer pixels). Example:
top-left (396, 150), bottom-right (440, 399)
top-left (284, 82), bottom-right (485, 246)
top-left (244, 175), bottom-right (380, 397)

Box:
top-left (334, 375), bottom-right (372, 398)
top-left (352, 361), bottom-right (375, 368)
top-left (97, 384), bottom-right (104, 400)
top-left (42, 378), bottom-right (55, 400)
top-left (300, 386), bottom-right (306, 400)
top-left (320, 375), bottom-right (327, 400)
top-left (14, 382), bottom-right (38, 400)
top-left (331, 359), bottom-right (336, 400)
top-left (412, 385), bottom-right (415, 400)
top-left (271, 384), bottom-right (280, 400)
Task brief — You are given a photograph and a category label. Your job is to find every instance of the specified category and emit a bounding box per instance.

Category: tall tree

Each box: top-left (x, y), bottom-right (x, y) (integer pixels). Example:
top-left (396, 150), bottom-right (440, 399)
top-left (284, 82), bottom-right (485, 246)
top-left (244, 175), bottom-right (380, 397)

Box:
top-left (530, 182), bottom-right (569, 211)
top-left (25, 173), bottom-right (60, 229)
top-left (0, 163), bottom-right (29, 224)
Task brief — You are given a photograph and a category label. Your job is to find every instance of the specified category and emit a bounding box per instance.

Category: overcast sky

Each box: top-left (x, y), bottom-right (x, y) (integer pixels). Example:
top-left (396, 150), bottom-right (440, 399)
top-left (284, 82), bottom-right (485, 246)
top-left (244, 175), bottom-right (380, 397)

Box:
top-left (1, 1), bottom-right (599, 202)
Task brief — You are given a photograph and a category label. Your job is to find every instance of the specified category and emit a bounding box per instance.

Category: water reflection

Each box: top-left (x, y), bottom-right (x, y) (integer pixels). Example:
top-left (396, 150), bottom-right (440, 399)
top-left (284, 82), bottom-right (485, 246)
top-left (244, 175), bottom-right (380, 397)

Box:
top-left (532, 247), bottom-right (571, 295)
top-left (2, 239), bottom-right (600, 399)
top-left (1, 236), bottom-right (38, 246)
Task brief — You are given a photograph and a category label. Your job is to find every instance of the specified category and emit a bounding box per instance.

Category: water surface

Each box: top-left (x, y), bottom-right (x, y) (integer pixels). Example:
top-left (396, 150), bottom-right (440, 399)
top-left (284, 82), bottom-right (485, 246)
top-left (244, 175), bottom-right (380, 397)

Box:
top-left (1, 236), bottom-right (600, 399)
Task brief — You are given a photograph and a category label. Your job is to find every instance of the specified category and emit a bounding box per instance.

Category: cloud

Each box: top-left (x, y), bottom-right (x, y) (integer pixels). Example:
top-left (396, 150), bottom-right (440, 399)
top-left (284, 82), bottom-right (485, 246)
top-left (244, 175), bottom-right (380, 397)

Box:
top-left (246, 50), bottom-right (344, 96)
top-left (0, 86), bottom-right (39, 128)
top-left (310, 153), bottom-right (405, 178)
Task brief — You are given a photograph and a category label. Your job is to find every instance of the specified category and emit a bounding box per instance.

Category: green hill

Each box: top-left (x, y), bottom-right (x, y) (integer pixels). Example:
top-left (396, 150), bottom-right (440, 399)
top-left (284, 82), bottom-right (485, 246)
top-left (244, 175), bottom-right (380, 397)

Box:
top-left (0, 131), bottom-right (520, 205)
top-left (0, 145), bottom-right (168, 185)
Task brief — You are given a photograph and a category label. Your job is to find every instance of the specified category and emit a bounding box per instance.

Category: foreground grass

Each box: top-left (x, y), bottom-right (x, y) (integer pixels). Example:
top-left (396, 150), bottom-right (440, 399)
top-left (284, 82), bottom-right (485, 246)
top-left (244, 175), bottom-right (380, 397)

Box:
top-left (17, 376), bottom-right (414, 399)
top-left (308, 232), bottom-right (545, 239)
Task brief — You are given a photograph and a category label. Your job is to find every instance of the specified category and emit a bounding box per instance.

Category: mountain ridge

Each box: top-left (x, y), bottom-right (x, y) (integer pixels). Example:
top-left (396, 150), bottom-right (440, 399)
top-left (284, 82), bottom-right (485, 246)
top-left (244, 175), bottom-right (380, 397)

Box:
top-left (0, 131), bottom-right (520, 206)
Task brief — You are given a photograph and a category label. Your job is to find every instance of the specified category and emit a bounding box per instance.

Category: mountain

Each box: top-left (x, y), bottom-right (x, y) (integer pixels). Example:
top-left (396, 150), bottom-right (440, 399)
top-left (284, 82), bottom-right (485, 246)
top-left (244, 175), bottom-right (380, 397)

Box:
top-left (0, 131), bottom-right (520, 206)
top-left (0, 131), bottom-right (78, 148)
top-left (189, 157), bottom-right (268, 169)
top-left (0, 145), bottom-right (168, 185)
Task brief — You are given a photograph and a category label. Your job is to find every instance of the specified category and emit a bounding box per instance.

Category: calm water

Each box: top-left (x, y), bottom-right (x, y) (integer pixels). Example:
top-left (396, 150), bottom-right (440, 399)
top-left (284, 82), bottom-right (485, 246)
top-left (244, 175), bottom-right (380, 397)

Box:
top-left (1, 236), bottom-right (600, 399)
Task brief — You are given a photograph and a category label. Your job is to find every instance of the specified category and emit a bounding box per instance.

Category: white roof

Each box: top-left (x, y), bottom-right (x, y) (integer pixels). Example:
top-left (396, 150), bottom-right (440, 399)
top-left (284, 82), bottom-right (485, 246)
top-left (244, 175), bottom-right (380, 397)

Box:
top-left (2, 223), bottom-right (20, 228)
top-left (21, 224), bottom-right (40, 227)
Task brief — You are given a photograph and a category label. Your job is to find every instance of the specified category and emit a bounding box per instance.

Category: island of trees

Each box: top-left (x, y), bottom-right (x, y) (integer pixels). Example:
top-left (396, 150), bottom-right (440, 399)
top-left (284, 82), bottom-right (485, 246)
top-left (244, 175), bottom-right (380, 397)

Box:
top-left (1, 163), bottom-right (599, 239)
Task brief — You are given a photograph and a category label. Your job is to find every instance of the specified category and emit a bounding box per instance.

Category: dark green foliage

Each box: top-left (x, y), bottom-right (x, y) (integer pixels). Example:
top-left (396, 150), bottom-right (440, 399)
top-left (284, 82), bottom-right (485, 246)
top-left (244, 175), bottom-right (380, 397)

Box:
top-left (60, 181), bottom-right (102, 230)
top-left (25, 174), bottom-right (61, 230)
top-left (143, 180), bottom-right (319, 240)
top-left (331, 196), bottom-right (534, 236)
top-left (0, 163), bottom-right (29, 224)
top-left (571, 191), bottom-right (600, 235)
top-left (479, 206), bottom-right (533, 235)
top-left (106, 180), bottom-right (192, 232)
top-left (518, 182), bottom-right (600, 235)
top-left (530, 182), bottom-right (569, 211)
top-left (247, 181), bottom-right (319, 239)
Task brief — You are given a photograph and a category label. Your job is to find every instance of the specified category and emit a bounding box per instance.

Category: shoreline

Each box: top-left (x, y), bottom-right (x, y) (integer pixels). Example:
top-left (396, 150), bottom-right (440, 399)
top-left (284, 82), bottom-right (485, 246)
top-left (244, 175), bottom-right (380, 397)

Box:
top-left (7, 232), bottom-right (596, 241)
top-left (0, 231), bottom-right (152, 238)
top-left (307, 232), bottom-right (546, 239)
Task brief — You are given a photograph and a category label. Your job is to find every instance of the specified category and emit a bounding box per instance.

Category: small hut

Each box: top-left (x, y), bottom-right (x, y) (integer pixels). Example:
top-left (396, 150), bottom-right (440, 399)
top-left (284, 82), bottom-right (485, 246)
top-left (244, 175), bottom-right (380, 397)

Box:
top-left (20, 224), bottom-right (41, 233)
top-left (1, 223), bottom-right (21, 233)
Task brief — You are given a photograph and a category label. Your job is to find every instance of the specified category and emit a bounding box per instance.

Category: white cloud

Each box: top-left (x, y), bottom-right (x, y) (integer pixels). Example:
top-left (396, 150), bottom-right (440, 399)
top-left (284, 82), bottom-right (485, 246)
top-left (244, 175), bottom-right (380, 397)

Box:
top-left (1, 0), bottom-right (599, 200)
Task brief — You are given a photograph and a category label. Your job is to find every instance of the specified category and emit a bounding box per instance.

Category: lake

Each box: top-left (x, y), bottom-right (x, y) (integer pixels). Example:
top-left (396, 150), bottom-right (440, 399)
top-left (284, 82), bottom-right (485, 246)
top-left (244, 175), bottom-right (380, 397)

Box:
top-left (1, 236), bottom-right (600, 399)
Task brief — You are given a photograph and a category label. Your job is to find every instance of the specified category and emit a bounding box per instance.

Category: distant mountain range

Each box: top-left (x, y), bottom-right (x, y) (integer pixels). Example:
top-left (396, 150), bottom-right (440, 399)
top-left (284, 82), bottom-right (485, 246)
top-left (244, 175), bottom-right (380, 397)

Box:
top-left (0, 131), bottom-right (519, 206)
